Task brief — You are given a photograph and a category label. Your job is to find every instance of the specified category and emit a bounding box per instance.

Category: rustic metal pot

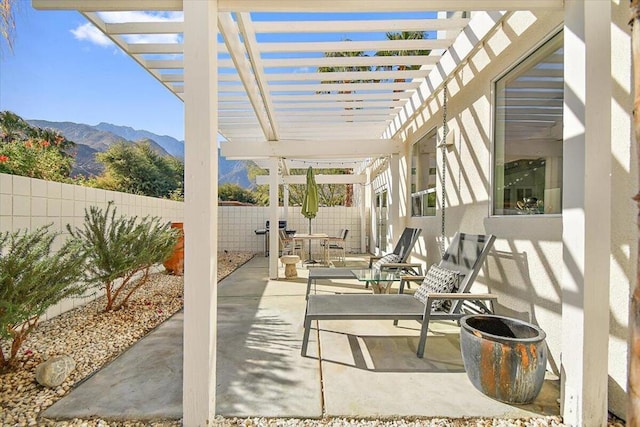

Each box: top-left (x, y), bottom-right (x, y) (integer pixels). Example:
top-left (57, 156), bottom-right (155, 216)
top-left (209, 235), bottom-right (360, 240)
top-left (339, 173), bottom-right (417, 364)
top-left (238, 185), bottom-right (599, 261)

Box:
top-left (460, 314), bottom-right (547, 404)
top-left (163, 222), bottom-right (184, 275)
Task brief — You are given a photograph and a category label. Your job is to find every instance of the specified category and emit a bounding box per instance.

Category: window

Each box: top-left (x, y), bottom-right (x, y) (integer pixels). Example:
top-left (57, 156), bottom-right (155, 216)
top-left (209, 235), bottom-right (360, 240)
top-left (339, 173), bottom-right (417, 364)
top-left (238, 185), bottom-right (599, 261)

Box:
top-left (410, 129), bottom-right (437, 216)
top-left (493, 32), bottom-right (563, 215)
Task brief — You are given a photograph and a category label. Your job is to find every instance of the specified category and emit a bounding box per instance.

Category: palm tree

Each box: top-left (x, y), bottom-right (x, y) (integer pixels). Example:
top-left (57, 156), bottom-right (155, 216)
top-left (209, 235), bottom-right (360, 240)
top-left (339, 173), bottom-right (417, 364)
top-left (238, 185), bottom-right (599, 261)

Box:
top-left (317, 39), bottom-right (372, 112)
top-left (1, 0), bottom-right (17, 53)
top-left (376, 31), bottom-right (431, 85)
top-left (0, 110), bottom-right (28, 143)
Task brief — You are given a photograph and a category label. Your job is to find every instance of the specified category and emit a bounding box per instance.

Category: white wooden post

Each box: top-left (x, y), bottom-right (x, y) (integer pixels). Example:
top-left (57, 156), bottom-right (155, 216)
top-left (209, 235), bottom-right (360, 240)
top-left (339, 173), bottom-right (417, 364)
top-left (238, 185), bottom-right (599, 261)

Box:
top-left (269, 157), bottom-right (280, 278)
top-left (389, 153), bottom-right (401, 245)
top-left (283, 184), bottom-right (289, 222)
top-left (360, 178), bottom-right (367, 253)
top-left (182, 1), bottom-right (218, 425)
top-left (561, 1), bottom-right (611, 425)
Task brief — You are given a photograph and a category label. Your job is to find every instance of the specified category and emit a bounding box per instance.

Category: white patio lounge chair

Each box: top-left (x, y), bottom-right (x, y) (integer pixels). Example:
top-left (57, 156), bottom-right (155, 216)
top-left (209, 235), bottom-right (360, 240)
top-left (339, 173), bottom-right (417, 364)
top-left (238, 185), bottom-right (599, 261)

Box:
top-left (301, 232), bottom-right (497, 358)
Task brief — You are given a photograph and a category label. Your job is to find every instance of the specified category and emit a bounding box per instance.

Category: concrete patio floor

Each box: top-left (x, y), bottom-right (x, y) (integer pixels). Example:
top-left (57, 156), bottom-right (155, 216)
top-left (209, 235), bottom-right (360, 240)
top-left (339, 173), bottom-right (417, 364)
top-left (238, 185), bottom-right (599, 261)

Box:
top-left (43, 255), bottom-right (560, 421)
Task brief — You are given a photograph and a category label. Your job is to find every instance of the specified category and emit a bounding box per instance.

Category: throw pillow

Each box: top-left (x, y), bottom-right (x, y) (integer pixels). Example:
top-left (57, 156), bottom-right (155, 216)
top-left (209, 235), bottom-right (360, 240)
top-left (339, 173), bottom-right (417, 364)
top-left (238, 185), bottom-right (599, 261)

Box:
top-left (371, 253), bottom-right (401, 271)
top-left (413, 264), bottom-right (461, 311)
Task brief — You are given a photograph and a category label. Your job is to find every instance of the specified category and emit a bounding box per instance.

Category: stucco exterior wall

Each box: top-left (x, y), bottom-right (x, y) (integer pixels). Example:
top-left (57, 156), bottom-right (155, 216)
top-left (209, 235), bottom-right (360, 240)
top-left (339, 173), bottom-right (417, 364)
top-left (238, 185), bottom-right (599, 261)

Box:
top-left (0, 173), bottom-right (364, 320)
top-left (373, 6), bottom-right (634, 419)
top-left (0, 173), bottom-right (184, 321)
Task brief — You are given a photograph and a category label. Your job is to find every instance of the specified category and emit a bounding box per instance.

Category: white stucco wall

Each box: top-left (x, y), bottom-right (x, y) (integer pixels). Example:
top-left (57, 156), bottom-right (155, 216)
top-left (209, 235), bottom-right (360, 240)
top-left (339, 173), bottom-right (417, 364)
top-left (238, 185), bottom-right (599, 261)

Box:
top-left (0, 173), bottom-right (365, 320)
top-left (373, 6), bottom-right (634, 420)
top-left (0, 173), bottom-right (184, 321)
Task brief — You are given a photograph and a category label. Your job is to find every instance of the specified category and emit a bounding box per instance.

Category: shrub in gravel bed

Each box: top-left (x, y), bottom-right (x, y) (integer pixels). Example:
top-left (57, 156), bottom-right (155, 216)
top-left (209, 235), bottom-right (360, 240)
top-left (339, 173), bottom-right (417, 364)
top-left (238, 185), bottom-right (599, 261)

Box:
top-left (68, 203), bottom-right (179, 312)
top-left (0, 225), bottom-right (88, 372)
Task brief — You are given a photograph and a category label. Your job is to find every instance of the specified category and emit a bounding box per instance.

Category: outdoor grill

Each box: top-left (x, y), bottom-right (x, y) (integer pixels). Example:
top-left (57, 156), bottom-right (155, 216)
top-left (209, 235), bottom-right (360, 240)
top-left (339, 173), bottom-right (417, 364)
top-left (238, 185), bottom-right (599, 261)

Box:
top-left (254, 220), bottom-right (295, 256)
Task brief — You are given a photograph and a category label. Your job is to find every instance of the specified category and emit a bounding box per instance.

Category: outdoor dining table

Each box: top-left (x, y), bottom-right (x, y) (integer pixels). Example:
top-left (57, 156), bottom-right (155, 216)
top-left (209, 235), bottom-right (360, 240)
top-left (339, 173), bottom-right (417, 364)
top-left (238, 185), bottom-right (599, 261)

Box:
top-left (293, 233), bottom-right (329, 264)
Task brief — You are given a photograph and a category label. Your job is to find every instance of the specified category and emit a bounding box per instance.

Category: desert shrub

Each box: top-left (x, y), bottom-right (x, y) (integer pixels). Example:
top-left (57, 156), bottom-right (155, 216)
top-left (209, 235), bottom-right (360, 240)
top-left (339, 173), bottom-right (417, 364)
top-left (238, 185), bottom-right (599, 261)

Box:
top-left (0, 225), bottom-right (87, 371)
top-left (68, 202), bottom-right (179, 311)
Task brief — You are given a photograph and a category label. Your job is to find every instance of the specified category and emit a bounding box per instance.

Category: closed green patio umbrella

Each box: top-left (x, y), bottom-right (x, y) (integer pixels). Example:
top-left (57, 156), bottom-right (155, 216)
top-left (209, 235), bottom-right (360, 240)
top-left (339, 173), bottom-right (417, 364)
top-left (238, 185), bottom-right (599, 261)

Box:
top-left (301, 166), bottom-right (319, 262)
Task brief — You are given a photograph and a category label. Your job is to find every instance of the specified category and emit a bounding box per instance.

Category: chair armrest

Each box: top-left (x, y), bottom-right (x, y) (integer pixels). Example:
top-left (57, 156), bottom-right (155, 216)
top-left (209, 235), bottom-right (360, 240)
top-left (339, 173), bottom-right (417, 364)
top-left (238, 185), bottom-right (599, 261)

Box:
top-left (426, 293), bottom-right (498, 300)
top-left (380, 262), bottom-right (418, 269)
top-left (400, 275), bottom-right (425, 282)
top-left (368, 256), bottom-right (382, 268)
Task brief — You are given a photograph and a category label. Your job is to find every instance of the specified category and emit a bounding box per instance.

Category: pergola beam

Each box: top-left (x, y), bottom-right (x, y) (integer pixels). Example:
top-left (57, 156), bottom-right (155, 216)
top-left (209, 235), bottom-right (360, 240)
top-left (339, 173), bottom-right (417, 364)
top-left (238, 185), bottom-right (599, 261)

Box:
top-left (256, 174), bottom-right (366, 185)
top-left (252, 18), bottom-right (470, 33)
top-left (262, 55), bottom-right (440, 69)
top-left (105, 21), bottom-right (183, 34)
top-left (33, 0), bottom-right (563, 12)
top-left (237, 12), bottom-right (280, 140)
top-left (265, 69), bottom-right (428, 82)
top-left (128, 43), bottom-right (183, 54)
top-left (33, 0), bottom-right (182, 11)
top-left (221, 138), bottom-right (401, 158)
top-left (218, 12), bottom-right (276, 140)
top-left (268, 82), bottom-right (420, 93)
top-left (258, 39), bottom-right (452, 53)
top-left (216, 0), bottom-right (563, 12)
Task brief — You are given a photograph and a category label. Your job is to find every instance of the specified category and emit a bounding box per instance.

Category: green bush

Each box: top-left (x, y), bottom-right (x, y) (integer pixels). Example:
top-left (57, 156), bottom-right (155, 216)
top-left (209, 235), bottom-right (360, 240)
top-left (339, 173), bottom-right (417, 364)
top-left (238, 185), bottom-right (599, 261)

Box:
top-left (68, 202), bottom-right (179, 312)
top-left (0, 225), bottom-right (87, 372)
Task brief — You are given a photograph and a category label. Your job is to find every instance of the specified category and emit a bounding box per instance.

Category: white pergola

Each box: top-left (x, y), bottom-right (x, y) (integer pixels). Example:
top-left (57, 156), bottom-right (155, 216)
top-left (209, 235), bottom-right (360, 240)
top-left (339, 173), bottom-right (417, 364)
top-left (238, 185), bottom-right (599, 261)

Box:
top-left (32, 1), bottom-right (614, 426)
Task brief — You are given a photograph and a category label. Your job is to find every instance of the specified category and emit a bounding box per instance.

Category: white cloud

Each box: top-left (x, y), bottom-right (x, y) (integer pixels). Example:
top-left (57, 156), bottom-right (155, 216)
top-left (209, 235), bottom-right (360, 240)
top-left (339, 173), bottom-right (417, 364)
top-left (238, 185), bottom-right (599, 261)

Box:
top-left (70, 23), bottom-right (112, 47)
top-left (71, 11), bottom-right (184, 48)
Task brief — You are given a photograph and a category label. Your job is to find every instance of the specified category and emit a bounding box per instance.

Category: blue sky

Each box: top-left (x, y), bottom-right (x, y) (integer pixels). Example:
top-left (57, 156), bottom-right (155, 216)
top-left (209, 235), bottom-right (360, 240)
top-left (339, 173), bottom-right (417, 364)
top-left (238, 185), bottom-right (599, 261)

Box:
top-left (0, 5), bottom-right (186, 141)
top-left (0, 6), bottom-right (437, 143)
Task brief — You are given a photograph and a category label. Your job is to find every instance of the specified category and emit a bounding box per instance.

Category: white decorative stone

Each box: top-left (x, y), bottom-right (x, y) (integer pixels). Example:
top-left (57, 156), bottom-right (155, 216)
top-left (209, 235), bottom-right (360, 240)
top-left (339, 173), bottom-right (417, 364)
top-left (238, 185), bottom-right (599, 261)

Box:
top-left (35, 355), bottom-right (75, 388)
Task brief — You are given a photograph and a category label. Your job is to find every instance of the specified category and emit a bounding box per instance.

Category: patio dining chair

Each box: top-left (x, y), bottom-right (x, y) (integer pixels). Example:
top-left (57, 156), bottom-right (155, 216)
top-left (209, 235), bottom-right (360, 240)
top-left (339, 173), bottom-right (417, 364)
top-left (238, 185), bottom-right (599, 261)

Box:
top-left (325, 229), bottom-right (349, 263)
top-left (279, 229), bottom-right (302, 258)
top-left (301, 232), bottom-right (497, 358)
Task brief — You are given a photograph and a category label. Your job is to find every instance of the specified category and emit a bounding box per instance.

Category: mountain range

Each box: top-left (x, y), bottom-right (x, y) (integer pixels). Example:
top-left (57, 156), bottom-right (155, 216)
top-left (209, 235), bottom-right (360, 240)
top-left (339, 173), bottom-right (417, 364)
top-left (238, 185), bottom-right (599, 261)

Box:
top-left (27, 119), bottom-right (252, 188)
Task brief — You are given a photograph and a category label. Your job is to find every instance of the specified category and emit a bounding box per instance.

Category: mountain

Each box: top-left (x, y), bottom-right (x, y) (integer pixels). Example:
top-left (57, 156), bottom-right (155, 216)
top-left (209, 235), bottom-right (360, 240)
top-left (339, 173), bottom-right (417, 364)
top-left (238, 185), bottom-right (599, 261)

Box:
top-left (26, 119), bottom-right (252, 187)
top-left (218, 150), bottom-right (251, 188)
top-left (28, 120), bottom-right (124, 152)
top-left (27, 119), bottom-right (172, 177)
top-left (95, 122), bottom-right (185, 158)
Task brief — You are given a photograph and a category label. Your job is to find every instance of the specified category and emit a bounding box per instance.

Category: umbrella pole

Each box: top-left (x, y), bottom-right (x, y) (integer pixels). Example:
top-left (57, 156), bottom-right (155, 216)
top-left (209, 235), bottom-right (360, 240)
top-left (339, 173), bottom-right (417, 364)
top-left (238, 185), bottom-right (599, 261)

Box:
top-left (306, 217), bottom-right (315, 264)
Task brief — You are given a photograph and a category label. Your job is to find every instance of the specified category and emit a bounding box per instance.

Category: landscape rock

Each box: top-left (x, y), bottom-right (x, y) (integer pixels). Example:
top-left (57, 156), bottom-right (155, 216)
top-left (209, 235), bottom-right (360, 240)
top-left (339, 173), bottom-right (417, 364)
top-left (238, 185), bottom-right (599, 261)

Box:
top-left (35, 355), bottom-right (76, 388)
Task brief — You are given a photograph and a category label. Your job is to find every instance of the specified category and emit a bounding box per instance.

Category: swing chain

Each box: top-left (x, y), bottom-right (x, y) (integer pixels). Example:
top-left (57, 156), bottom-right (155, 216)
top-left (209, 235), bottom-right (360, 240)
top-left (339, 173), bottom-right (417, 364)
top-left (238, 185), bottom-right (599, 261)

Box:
top-left (440, 83), bottom-right (448, 255)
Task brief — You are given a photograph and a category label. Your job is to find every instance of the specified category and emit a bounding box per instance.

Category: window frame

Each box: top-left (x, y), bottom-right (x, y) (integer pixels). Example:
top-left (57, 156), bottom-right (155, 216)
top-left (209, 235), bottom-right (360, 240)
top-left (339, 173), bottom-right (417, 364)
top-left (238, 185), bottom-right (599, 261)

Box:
top-left (410, 127), bottom-right (438, 217)
top-left (490, 28), bottom-right (564, 218)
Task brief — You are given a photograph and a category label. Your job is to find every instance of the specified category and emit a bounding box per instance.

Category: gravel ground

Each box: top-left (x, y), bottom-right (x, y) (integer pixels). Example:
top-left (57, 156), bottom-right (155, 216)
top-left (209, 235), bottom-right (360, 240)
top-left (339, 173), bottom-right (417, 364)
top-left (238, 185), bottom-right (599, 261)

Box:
top-left (0, 251), bottom-right (627, 427)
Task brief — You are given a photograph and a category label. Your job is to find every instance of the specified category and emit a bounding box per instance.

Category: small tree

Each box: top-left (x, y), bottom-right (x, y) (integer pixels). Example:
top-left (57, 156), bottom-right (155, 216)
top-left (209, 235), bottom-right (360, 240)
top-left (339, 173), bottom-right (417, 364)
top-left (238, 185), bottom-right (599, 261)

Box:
top-left (93, 141), bottom-right (184, 199)
top-left (68, 203), bottom-right (179, 311)
top-left (219, 182), bottom-right (255, 204)
top-left (0, 225), bottom-right (87, 371)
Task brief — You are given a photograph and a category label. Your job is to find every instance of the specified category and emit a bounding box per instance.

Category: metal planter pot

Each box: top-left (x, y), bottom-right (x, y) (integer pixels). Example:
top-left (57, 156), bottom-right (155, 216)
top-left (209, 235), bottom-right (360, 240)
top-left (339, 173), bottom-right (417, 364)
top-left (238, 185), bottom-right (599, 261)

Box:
top-left (460, 314), bottom-right (547, 404)
top-left (163, 222), bottom-right (184, 275)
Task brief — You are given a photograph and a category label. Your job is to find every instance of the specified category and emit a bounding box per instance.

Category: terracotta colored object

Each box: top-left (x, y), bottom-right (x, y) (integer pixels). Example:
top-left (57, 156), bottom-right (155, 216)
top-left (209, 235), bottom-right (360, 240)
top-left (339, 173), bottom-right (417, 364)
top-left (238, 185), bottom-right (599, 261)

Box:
top-left (163, 222), bottom-right (184, 275)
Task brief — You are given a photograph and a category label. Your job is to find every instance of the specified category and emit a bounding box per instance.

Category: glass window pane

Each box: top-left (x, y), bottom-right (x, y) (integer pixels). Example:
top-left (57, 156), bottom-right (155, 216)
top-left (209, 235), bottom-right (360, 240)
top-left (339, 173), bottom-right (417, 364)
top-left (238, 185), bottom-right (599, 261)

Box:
top-left (493, 32), bottom-right (563, 215)
top-left (410, 128), bottom-right (437, 217)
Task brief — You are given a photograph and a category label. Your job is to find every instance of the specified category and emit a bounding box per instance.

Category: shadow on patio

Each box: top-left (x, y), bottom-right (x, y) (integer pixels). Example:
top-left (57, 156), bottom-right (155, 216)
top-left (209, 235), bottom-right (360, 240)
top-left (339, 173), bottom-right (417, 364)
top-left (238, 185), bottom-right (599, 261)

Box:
top-left (42, 255), bottom-right (559, 421)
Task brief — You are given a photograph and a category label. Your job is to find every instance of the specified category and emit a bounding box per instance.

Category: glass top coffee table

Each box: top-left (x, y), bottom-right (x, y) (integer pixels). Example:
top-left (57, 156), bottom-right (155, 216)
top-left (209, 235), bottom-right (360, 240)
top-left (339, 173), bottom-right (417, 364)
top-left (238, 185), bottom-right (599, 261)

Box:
top-left (351, 268), bottom-right (401, 294)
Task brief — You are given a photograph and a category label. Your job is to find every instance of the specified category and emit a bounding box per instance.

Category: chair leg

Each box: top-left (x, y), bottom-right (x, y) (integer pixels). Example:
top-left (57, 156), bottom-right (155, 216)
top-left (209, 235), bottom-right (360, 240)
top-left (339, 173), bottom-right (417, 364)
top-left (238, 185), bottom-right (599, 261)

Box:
top-left (301, 316), bottom-right (312, 356)
top-left (305, 277), bottom-right (314, 300)
top-left (417, 311), bottom-right (432, 358)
